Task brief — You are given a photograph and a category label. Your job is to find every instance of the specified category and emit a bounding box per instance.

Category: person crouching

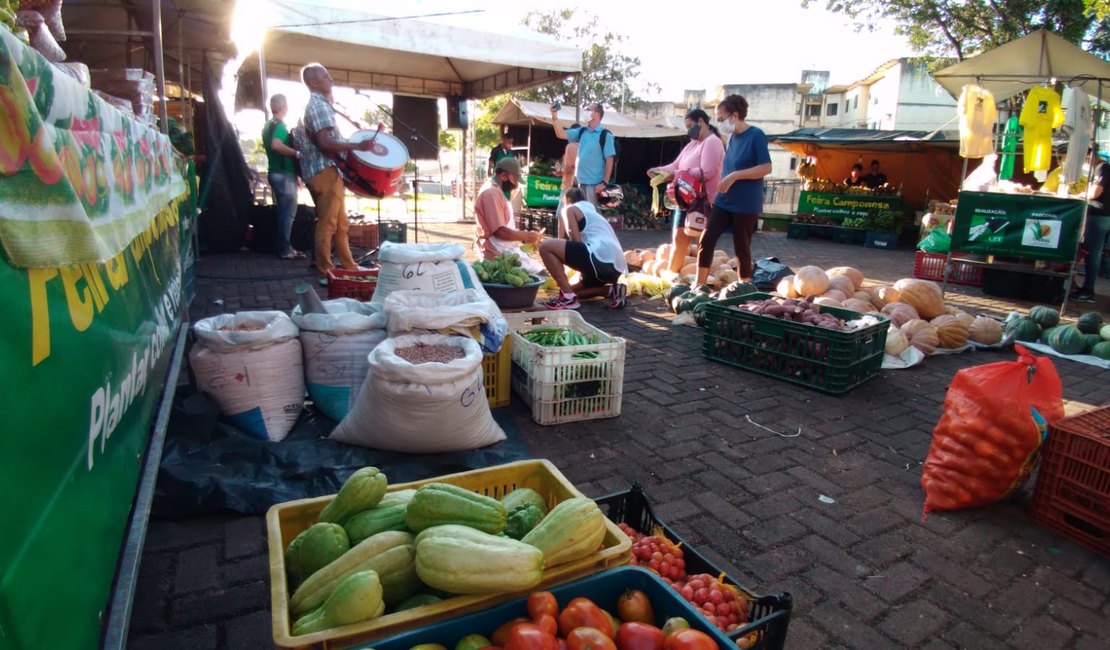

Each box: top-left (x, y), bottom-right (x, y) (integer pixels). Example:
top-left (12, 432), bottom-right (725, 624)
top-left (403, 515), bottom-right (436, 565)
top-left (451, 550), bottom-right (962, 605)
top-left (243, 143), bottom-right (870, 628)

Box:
top-left (539, 187), bottom-right (629, 310)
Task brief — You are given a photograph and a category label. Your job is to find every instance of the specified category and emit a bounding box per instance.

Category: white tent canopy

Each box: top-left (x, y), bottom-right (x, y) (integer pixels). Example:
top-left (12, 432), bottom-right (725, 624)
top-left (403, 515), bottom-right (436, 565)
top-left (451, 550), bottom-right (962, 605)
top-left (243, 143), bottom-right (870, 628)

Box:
top-left (933, 30), bottom-right (1110, 101)
top-left (254, 1), bottom-right (581, 99)
top-left (494, 99), bottom-right (686, 139)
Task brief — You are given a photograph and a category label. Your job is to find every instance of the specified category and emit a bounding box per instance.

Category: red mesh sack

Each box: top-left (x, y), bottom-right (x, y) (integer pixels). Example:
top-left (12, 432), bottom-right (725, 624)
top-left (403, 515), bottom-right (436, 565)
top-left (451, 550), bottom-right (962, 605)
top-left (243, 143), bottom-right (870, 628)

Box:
top-left (921, 345), bottom-right (1063, 514)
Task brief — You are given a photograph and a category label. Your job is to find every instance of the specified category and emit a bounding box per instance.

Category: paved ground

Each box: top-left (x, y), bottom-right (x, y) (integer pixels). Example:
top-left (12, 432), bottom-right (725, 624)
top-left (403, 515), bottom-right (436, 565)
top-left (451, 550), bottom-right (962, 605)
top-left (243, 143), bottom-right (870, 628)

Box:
top-left (130, 220), bottom-right (1110, 649)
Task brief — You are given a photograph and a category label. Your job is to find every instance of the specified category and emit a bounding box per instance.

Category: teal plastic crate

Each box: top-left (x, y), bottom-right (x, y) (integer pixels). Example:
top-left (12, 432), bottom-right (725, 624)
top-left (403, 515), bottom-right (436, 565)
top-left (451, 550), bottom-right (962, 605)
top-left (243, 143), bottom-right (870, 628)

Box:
top-left (702, 293), bottom-right (889, 394)
top-left (353, 567), bottom-right (734, 649)
top-left (381, 220), bottom-right (406, 244)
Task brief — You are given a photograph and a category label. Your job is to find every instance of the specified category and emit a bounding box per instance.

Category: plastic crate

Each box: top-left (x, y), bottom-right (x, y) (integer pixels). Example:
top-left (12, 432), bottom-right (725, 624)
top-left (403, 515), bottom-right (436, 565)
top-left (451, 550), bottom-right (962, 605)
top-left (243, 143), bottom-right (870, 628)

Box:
top-left (326, 268), bottom-right (378, 301)
top-left (1029, 406), bottom-right (1110, 558)
top-left (864, 231), bottom-right (899, 249)
top-left (912, 251), bottom-right (984, 286)
top-left (597, 487), bottom-right (792, 649)
top-left (348, 220), bottom-right (379, 249)
top-left (702, 293), bottom-right (889, 394)
top-left (506, 311), bottom-right (626, 425)
top-left (355, 566), bottom-right (732, 650)
top-left (267, 460), bottom-right (632, 650)
top-left (483, 337), bottom-right (512, 408)
top-left (832, 227), bottom-right (865, 245)
top-left (381, 220), bottom-right (406, 244)
top-left (786, 222), bottom-right (807, 240)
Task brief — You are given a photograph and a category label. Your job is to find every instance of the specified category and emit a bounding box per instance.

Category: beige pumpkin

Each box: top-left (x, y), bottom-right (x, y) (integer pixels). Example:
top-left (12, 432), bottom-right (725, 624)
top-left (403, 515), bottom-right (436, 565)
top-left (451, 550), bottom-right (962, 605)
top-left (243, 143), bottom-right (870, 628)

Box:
top-left (656, 244), bottom-right (671, 262)
top-left (952, 309), bottom-right (974, 328)
top-left (824, 289), bottom-right (849, 303)
top-left (624, 250), bottom-right (642, 267)
top-left (881, 302), bottom-right (920, 328)
top-left (813, 296), bottom-right (843, 309)
top-left (639, 249), bottom-right (656, 264)
top-left (931, 315), bottom-right (970, 349)
top-left (894, 279), bottom-right (946, 319)
top-left (885, 326), bottom-right (909, 356)
top-left (716, 268), bottom-right (739, 284)
top-left (777, 274), bottom-right (799, 298)
top-left (968, 316), bottom-right (1003, 344)
top-left (901, 318), bottom-right (940, 355)
top-left (852, 291), bottom-right (876, 307)
top-left (679, 263), bottom-right (698, 276)
top-left (868, 285), bottom-right (901, 308)
top-left (827, 275), bottom-right (856, 297)
top-left (843, 298), bottom-right (875, 314)
top-left (826, 266), bottom-right (865, 291)
top-left (641, 260), bottom-right (657, 276)
top-left (793, 266), bottom-right (830, 297)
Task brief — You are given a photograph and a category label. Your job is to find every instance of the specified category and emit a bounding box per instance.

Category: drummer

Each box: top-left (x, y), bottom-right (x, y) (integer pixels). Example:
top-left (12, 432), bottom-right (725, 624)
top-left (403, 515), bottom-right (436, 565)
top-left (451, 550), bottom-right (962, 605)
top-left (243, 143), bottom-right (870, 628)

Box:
top-left (299, 63), bottom-right (378, 281)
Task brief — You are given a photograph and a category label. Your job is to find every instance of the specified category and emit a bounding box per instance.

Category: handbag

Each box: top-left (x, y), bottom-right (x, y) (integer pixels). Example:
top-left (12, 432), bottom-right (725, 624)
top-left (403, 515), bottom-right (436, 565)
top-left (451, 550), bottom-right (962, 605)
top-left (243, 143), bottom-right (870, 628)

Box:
top-left (682, 196), bottom-right (710, 238)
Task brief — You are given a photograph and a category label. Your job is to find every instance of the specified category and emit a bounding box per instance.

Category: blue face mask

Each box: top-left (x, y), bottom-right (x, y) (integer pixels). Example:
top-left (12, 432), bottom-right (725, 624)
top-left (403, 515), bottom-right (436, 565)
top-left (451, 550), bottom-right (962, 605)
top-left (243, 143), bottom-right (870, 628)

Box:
top-left (687, 124), bottom-right (701, 140)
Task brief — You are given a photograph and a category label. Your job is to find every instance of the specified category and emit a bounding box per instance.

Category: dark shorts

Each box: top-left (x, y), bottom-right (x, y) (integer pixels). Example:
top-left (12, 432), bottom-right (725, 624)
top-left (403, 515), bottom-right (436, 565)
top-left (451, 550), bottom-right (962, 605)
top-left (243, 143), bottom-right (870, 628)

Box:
top-left (564, 241), bottom-right (620, 288)
top-left (671, 208), bottom-right (686, 229)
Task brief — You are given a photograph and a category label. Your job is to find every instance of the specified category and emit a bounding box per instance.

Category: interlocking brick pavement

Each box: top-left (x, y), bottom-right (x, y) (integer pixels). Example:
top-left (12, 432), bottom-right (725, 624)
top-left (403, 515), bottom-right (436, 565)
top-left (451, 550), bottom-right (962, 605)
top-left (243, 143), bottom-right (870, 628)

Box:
top-left (129, 222), bottom-right (1110, 649)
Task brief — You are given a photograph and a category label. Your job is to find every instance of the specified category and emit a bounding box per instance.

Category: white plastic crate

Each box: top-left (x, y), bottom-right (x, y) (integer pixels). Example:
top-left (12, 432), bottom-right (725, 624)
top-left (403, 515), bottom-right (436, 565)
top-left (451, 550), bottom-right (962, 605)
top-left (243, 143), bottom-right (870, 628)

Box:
top-left (506, 311), bottom-right (626, 425)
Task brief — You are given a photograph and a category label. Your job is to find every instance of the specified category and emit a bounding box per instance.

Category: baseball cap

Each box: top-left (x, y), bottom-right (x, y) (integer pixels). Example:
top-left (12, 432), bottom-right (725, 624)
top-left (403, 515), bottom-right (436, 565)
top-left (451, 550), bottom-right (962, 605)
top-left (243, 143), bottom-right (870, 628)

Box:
top-left (495, 157), bottom-right (521, 180)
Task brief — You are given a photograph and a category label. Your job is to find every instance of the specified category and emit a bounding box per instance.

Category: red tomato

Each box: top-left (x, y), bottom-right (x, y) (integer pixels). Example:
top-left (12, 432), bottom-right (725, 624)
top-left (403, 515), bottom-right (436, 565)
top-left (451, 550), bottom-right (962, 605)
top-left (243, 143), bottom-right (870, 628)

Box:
top-left (504, 623), bottom-right (559, 650)
top-left (535, 614), bottom-right (558, 636)
top-left (558, 598), bottom-right (614, 638)
top-left (492, 618), bottom-right (532, 647)
top-left (662, 628), bottom-right (717, 650)
top-left (616, 590), bottom-right (655, 625)
top-left (528, 592), bottom-right (559, 620)
top-left (566, 627), bottom-right (618, 650)
top-left (615, 622), bottom-right (665, 650)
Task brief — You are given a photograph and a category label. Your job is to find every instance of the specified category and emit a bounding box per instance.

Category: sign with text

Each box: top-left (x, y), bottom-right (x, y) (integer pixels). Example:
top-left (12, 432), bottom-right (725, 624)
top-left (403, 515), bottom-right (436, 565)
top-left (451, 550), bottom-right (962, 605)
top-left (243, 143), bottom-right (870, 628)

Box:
top-left (797, 191), bottom-right (901, 218)
top-left (524, 174), bottom-right (562, 208)
top-left (950, 191), bottom-right (1084, 261)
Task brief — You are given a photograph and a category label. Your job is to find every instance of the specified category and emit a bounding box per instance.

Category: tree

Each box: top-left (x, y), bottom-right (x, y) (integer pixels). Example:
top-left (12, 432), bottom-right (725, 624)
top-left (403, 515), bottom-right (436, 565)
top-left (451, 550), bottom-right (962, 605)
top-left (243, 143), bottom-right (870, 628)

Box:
top-left (439, 130), bottom-right (459, 151)
top-left (520, 9), bottom-right (659, 110)
top-left (803, 0), bottom-right (1110, 60)
top-left (474, 95), bottom-right (510, 152)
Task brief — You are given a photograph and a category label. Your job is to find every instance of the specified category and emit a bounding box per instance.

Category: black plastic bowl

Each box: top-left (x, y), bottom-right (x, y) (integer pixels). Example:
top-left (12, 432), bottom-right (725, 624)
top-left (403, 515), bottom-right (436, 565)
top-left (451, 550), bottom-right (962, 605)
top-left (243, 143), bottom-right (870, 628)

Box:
top-left (482, 274), bottom-right (544, 309)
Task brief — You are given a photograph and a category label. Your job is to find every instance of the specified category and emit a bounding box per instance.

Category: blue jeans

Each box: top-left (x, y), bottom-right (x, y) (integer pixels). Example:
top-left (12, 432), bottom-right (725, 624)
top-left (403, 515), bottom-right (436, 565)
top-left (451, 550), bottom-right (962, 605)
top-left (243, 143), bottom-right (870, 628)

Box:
top-left (268, 171), bottom-right (298, 255)
top-left (1082, 214), bottom-right (1110, 293)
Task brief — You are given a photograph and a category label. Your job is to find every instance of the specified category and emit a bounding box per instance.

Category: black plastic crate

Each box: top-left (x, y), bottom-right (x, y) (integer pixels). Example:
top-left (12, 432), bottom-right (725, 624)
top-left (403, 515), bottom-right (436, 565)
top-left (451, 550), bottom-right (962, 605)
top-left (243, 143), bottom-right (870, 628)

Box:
top-left (596, 486), bottom-right (792, 650)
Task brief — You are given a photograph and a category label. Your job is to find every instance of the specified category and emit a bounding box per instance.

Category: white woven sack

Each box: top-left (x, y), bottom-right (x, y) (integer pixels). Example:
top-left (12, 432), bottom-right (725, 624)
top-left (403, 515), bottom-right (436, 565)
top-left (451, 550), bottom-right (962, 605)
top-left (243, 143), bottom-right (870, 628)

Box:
top-left (371, 241), bottom-right (487, 306)
top-left (190, 311), bottom-right (304, 441)
top-left (332, 334), bottom-right (505, 453)
top-left (383, 289), bottom-right (507, 354)
top-left (291, 299), bottom-right (388, 421)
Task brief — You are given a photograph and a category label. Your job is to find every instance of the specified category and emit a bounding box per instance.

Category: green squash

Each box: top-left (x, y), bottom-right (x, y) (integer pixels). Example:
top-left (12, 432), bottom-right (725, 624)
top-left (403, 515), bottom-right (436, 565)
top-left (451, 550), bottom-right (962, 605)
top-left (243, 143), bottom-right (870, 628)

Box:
top-left (1102, 324), bottom-right (1110, 341)
top-left (501, 488), bottom-right (547, 516)
top-left (667, 284), bottom-right (691, 303)
top-left (505, 503), bottom-right (546, 540)
top-left (669, 286), bottom-right (691, 313)
top-left (393, 593), bottom-right (443, 612)
top-left (1077, 312), bottom-right (1104, 334)
top-left (1083, 333), bottom-right (1104, 353)
top-left (693, 301), bottom-right (711, 327)
top-left (1040, 325), bottom-right (1063, 344)
top-left (286, 523), bottom-right (351, 589)
top-left (719, 280), bottom-right (759, 301)
top-left (1028, 305), bottom-right (1061, 329)
top-left (1047, 325), bottom-right (1085, 355)
top-left (1090, 341), bottom-right (1110, 360)
top-left (1006, 316), bottom-right (1042, 343)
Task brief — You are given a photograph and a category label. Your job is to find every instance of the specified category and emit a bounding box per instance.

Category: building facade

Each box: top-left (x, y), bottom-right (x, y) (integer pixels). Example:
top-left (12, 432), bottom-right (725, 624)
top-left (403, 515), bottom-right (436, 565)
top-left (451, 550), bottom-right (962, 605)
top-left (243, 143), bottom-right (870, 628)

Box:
top-left (821, 58), bottom-right (957, 132)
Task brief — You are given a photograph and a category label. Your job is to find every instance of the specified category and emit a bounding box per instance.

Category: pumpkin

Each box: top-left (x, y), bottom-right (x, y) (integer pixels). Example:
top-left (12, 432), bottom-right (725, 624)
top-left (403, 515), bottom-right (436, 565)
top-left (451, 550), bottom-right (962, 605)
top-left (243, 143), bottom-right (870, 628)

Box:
top-left (951, 309), bottom-right (974, 328)
top-left (1047, 326), bottom-right (1085, 355)
top-left (639, 249), bottom-right (656, 264)
top-left (813, 296), bottom-right (843, 309)
top-left (853, 290), bottom-right (875, 306)
top-left (1040, 325), bottom-right (1063, 344)
top-left (881, 302), bottom-right (920, 328)
top-left (1028, 305), bottom-right (1061, 329)
top-left (827, 275), bottom-right (856, 297)
top-left (868, 285), bottom-right (900, 308)
top-left (680, 263), bottom-right (698, 276)
top-left (1091, 341), bottom-right (1110, 360)
top-left (826, 266), bottom-right (865, 290)
top-left (793, 266), bottom-right (830, 297)
top-left (885, 326), bottom-right (909, 356)
top-left (931, 315), bottom-right (970, 349)
top-left (1077, 312), bottom-right (1104, 334)
top-left (967, 316), bottom-right (1003, 344)
top-left (684, 256), bottom-right (697, 267)
top-left (642, 260), bottom-right (658, 276)
top-left (893, 279), bottom-right (946, 319)
top-left (656, 244), bottom-right (671, 263)
top-left (1083, 333), bottom-right (1103, 353)
top-left (901, 319), bottom-right (940, 355)
top-left (777, 275), bottom-right (799, 298)
top-left (623, 250), bottom-right (642, 267)
top-left (1006, 316), bottom-right (1042, 342)
top-left (715, 268), bottom-right (739, 285)
top-left (843, 298), bottom-right (875, 314)
top-left (823, 289), bottom-right (849, 303)
top-left (719, 280), bottom-right (758, 300)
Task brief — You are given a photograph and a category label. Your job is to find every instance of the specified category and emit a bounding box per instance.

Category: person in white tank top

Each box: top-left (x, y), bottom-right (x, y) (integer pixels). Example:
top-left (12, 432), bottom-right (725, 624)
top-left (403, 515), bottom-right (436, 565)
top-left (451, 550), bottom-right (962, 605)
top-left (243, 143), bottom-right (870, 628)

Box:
top-left (538, 187), bottom-right (629, 310)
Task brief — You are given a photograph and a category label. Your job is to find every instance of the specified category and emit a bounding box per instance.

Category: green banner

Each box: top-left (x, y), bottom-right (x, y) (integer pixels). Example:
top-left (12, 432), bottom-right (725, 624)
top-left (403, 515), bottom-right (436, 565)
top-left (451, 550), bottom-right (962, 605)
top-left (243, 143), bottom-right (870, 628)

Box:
top-left (524, 174), bottom-right (561, 207)
top-left (950, 191), bottom-right (1084, 261)
top-left (797, 190), bottom-right (901, 218)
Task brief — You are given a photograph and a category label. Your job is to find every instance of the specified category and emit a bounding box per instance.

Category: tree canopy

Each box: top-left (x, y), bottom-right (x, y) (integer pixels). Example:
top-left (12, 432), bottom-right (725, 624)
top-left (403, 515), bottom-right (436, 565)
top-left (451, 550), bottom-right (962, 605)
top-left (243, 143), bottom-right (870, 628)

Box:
top-left (803, 0), bottom-right (1110, 60)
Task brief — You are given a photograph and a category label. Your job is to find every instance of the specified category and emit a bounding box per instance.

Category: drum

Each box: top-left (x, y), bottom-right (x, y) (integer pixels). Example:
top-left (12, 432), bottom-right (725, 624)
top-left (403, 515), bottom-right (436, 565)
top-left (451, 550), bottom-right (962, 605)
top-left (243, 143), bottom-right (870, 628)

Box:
top-left (345, 130), bottom-right (409, 198)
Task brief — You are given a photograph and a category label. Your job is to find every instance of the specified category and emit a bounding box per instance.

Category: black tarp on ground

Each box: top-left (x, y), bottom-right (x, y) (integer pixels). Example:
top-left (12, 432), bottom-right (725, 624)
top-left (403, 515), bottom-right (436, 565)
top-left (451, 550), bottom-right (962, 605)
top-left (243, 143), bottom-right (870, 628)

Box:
top-left (196, 56), bottom-right (253, 254)
top-left (151, 387), bottom-right (534, 517)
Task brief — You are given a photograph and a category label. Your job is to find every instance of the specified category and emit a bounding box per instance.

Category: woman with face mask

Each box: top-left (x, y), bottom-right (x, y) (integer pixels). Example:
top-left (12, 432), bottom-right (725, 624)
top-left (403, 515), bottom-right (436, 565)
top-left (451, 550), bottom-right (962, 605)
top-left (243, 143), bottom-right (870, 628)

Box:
top-left (646, 109), bottom-right (725, 278)
top-left (696, 94), bottom-right (772, 283)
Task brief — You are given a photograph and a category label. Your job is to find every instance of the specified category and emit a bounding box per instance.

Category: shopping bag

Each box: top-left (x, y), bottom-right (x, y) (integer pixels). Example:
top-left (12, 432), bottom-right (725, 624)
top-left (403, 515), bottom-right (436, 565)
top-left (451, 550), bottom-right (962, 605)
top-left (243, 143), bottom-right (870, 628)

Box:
top-left (917, 227), bottom-right (951, 253)
top-left (750, 257), bottom-right (793, 290)
top-left (921, 345), bottom-right (1064, 514)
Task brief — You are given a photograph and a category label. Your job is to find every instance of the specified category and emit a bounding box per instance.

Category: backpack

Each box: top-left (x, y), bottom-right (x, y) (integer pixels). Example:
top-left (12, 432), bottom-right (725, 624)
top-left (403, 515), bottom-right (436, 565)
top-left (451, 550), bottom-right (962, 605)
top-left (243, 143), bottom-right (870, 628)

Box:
top-left (598, 128), bottom-right (618, 159)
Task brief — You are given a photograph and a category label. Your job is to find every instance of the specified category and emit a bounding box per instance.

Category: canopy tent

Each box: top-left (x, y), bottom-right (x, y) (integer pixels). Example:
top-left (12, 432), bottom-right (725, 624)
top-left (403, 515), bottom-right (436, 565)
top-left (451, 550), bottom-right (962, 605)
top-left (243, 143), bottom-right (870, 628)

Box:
top-left (933, 30), bottom-right (1110, 101)
top-left (771, 128), bottom-right (969, 210)
top-left (494, 99), bottom-right (687, 139)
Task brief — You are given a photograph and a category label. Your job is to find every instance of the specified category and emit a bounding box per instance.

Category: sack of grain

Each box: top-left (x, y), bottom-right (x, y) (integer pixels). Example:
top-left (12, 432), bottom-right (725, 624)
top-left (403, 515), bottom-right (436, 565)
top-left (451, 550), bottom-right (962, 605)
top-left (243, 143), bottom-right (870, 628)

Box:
top-left (371, 241), bottom-right (487, 306)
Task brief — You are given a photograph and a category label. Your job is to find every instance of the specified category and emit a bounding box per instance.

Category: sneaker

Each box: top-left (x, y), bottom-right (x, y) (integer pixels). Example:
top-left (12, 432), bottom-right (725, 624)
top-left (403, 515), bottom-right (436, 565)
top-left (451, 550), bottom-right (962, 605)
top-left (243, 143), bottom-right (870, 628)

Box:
top-left (607, 283), bottom-right (627, 309)
top-left (318, 277), bottom-right (328, 287)
top-left (1072, 292), bottom-right (1096, 303)
top-left (544, 292), bottom-right (580, 310)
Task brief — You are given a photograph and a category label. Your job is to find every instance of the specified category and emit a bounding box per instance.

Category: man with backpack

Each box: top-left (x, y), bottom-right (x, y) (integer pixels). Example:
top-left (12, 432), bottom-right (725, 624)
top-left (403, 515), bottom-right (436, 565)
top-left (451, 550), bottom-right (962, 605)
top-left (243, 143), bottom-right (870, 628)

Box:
top-left (551, 102), bottom-right (616, 207)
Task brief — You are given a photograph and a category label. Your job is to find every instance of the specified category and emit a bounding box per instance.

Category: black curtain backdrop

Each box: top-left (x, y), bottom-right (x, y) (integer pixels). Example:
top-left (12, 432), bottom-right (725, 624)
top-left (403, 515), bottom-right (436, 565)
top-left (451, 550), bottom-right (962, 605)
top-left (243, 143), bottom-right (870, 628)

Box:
top-left (197, 56), bottom-right (254, 254)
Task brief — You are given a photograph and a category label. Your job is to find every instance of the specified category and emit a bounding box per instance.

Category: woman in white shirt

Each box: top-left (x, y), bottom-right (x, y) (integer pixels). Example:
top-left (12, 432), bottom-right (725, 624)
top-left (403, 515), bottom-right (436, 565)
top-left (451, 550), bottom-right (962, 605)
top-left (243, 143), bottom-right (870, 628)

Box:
top-left (539, 187), bottom-right (629, 310)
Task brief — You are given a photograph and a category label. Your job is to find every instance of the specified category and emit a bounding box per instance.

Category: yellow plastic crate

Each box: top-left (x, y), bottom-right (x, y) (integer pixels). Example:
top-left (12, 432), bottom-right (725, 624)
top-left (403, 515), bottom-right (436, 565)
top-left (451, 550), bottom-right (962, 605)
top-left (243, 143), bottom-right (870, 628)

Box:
top-left (482, 337), bottom-right (511, 409)
top-left (267, 460), bottom-right (632, 650)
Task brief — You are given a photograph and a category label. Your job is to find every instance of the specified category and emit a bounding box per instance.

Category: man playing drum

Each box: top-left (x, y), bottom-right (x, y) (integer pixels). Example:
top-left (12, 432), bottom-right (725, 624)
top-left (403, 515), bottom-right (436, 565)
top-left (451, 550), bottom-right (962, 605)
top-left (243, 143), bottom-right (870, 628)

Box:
top-left (299, 63), bottom-right (378, 280)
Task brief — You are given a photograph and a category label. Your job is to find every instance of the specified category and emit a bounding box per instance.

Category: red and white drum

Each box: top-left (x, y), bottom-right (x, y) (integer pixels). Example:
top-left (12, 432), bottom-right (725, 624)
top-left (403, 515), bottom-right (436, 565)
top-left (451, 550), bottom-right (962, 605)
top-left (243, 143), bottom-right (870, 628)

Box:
top-left (345, 130), bottom-right (409, 198)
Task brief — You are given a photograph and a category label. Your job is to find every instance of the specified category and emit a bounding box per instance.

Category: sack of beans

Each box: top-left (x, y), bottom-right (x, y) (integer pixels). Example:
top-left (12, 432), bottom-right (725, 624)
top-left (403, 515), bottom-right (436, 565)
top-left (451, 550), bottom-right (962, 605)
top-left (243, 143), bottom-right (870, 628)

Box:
top-left (189, 311), bottom-right (304, 442)
top-left (371, 241), bottom-right (487, 307)
top-left (383, 289), bottom-right (507, 354)
top-left (331, 334), bottom-right (505, 453)
top-left (291, 298), bottom-right (388, 422)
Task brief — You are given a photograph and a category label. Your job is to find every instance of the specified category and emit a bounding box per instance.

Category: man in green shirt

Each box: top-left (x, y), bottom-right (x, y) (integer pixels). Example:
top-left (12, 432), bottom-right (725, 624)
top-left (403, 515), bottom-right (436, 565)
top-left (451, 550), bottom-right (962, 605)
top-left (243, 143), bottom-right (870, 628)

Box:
top-left (262, 94), bottom-right (303, 259)
top-left (487, 132), bottom-right (514, 176)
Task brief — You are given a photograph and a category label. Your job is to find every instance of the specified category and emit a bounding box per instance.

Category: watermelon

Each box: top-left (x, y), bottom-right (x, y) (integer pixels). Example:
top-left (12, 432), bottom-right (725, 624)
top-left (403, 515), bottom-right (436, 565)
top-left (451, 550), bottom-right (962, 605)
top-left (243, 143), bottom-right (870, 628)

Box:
top-left (1102, 324), bottom-right (1110, 341)
top-left (668, 285), bottom-right (691, 313)
top-left (1047, 326), bottom-right (1085, 355)
top-left (1040, 325), bottom-right (1063, 344)
top-left (1028, 305), bottom-right (1060, 329)
top-left (1077, 311), bottom-right (1104, 334)
top-left (693, 283), bottom-right (716, 296)
top-left (1006, 316), bottom-right (1042, 343)
top-left (1091, 341), bottom-right (1110, 360)
top-left (719, 280), bottom-right (759, 301)
top-left (1083, 333), bottom-right (1104, 353)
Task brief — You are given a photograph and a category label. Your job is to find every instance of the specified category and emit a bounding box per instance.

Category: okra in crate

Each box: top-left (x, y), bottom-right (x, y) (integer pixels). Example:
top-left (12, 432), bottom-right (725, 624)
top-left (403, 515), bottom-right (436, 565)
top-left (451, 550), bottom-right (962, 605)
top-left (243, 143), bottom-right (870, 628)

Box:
top-left (506, 311), bottom-right (626, 425)
top-left (702, 292), bottom-right (888, 394)
top-left (596, 486), bottom-right (793, 650)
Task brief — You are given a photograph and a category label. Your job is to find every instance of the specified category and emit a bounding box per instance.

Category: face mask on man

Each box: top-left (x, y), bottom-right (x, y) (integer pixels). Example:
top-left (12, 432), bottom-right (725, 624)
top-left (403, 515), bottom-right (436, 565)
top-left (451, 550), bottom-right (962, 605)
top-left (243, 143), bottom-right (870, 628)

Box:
top-left (687, 124), bottom-right (701, 141)
top-left (500, 178), bottom-right (516, 192)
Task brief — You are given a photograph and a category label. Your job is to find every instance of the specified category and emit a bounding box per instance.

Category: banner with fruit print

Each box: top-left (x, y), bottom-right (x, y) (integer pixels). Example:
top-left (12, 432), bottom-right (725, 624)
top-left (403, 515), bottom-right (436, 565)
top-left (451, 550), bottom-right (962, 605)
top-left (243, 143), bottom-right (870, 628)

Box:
top-left (0, 26), bottom-right (186, 269)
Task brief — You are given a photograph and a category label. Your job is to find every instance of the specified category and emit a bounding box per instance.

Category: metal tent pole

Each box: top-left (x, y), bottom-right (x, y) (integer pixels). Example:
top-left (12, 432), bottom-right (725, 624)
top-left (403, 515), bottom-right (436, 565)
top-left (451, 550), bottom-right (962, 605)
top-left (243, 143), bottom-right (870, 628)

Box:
top-left (152, 0), bottom-right (168, 133)
top-left (258, 37), bottom-right (269, 118)
top-left (1061, 79), bottom-right (1105, 314)
top-left (177, 16), bottom-right (186, 123)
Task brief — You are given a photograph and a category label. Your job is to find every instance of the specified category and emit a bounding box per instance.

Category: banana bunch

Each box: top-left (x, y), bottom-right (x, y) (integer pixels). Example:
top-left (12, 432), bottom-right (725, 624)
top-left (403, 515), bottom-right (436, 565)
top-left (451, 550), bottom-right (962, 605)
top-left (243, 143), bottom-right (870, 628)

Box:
top-left (1, 0), bottom-right (18, 33)
top-left (473, 252), bottom-right (533, 287)
top-left (796, 160), bottom-right (817, 180)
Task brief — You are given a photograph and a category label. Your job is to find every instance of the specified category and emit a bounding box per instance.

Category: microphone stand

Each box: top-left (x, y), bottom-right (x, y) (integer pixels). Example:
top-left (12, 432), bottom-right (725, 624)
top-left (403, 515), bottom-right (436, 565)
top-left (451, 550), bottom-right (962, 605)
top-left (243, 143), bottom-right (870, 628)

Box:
top-left (377, 104), bottom-right (440, 244)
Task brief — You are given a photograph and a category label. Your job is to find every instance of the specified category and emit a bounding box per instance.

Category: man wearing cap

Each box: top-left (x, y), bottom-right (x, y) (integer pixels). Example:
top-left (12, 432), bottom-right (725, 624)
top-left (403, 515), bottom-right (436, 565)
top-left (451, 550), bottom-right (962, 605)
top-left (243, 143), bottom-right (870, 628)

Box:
top-left (475, 157), bottom-right (543, 265)
top-left (551, 102), bottom-right (616, 206)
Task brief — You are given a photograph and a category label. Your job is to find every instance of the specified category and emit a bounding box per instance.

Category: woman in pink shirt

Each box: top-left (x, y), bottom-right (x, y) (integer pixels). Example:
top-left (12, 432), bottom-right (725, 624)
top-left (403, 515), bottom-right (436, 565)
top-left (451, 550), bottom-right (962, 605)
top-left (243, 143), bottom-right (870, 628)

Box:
top-left (647, 109), bottom-right (725, 277)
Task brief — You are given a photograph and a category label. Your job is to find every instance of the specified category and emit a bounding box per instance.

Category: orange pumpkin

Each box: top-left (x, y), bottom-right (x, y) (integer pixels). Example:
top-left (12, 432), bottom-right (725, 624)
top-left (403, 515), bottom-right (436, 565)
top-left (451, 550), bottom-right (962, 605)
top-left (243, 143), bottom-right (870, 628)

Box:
top-left (931, 315), bottom-right (970, 349)
top-left (842, 298), bottom-right (875, 314)
top-left (894, 279), bottom-right (946, 319)
top-left (868, 285), bottom-right (900, 308)
top-left (777, 274), bottom-right (798, 298)
top-left (826, 266), bottom-right (865, 290)
top-left (900, 318), bottom-right (939, 355)
top-left (968, 316), bottom-right (1003, 344)
top-left (827, 275), bottom-right (856, 297)
top-left (881, 302), bottom-right (920, 328)
top-left (823, 289), bottom-right (849, 303)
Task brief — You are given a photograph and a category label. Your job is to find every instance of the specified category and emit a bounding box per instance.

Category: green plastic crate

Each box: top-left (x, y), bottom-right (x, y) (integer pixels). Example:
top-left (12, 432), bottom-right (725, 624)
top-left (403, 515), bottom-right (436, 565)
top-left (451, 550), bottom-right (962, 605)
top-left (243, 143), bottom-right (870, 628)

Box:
top-left (381, 220), bottom-right (406, 244)
top-left (702, 293), bottom-right (888, 394)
